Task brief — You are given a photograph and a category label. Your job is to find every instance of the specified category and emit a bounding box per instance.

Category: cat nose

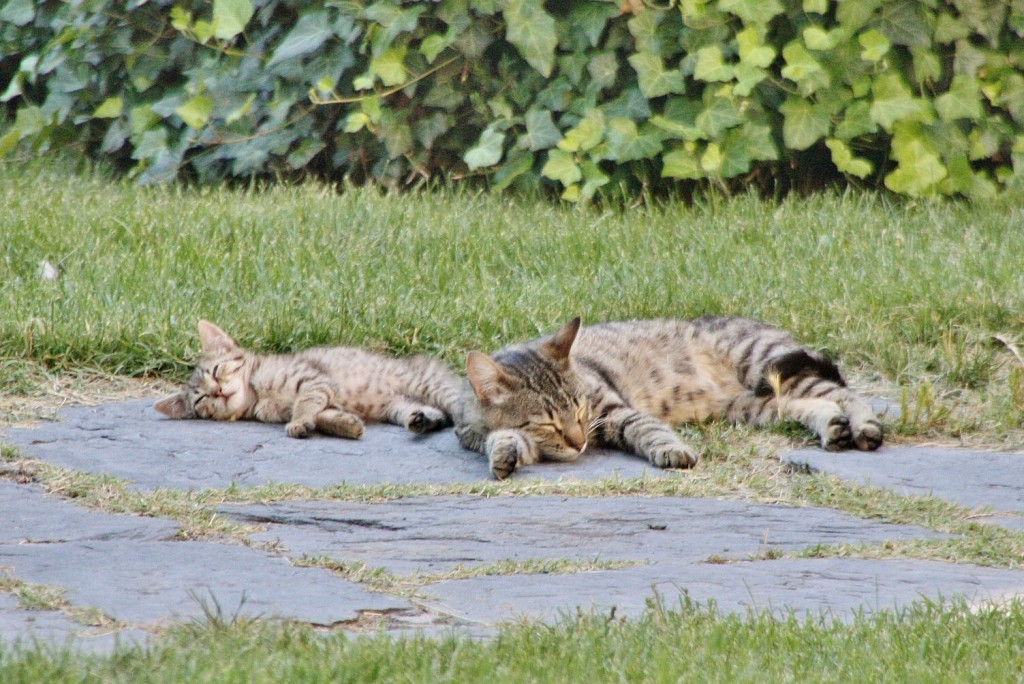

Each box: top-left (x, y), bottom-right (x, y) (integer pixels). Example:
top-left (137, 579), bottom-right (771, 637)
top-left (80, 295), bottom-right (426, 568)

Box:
top-left (565, 426), bottom-right (587, 453)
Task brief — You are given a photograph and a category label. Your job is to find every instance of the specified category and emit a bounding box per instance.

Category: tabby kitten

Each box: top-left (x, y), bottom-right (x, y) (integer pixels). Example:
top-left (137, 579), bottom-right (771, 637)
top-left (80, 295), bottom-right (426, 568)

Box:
top-left (155, 320), bottom-right (462, 439)
top-left (456, 316), bottom-right (883, 479)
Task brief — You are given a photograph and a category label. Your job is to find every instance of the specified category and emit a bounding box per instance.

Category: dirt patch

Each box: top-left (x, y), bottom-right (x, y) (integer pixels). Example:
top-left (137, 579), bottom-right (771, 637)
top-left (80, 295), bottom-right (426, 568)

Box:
top-left (0, 372), bottom-right (178, 428)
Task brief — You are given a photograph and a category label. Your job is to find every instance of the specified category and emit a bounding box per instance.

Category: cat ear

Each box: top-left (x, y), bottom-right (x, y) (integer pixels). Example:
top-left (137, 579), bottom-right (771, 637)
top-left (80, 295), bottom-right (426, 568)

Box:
top-left (466, 351), bottom-right (518, 406)
top-left (154, 393), bottom-right (190, 419)
top-left (197, 320), bottom-right (238, 355)
top-left (541, 316), bottom-right (581, 362)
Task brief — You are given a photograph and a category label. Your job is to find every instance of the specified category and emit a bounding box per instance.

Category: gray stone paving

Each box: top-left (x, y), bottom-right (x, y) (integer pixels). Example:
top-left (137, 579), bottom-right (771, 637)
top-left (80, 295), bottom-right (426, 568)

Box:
top-left (2, 399), bottom-right (1024, 652)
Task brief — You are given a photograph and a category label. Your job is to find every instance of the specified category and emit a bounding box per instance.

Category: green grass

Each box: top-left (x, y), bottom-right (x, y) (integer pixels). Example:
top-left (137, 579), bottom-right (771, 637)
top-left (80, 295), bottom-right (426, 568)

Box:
top-left (1, 599), bottom-right (1023, 682)
top-left (4, 158), bottom-right (1024, 677)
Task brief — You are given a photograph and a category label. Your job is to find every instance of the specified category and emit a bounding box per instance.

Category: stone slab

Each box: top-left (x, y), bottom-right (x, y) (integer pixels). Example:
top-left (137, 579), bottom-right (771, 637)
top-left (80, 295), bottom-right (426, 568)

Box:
top-left (0, 594), bottom-right (149, 655)
top-left (220, 496), bottom-right (946, 575)
top-left (783, 447), bottom-right (1024, 513)
top-left (0, 541), bottom-right (410, 627)
top-left (0, 480), bottom-right (180, 543)
top-left (420, 557), bottom-right (1024, 624)
top-left (1, 400), bottom-right (674, 490)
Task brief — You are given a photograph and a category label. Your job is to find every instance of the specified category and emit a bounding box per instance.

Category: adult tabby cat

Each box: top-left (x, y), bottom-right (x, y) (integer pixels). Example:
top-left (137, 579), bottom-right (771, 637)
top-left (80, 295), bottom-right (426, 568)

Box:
top-left (456, 316), bottom-right (883, 479)
top-left (155, 320), bottom-right (462, 439)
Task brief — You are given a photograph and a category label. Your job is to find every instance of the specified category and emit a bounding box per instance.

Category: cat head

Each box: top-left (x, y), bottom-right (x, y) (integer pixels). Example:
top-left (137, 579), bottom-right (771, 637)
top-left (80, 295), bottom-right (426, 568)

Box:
top-left (154, 320), bottom-right (256, 421)
top-left (466, 317), bottom-right (593, 460)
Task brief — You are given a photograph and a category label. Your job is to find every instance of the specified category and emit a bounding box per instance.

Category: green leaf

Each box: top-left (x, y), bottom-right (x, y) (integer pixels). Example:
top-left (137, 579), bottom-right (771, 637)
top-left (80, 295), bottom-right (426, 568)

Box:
top-left (588, 52), bottom-right (619, 91)
top-left (268, 11), bottom-right (331, 65)
top-left (661, 144), bottom-right (704, 179)
top-left (522, 109), bottom-right (562, 151)
top-left (491, 149), bottom-right (534, 191)
top-left (935, 74), bottom-right (982, 122)
top-left (561, 184), bottom-right (581, 202)
top-left (580, 160), bottom-right (610, 199)
top-left (558, 109), bottom-right (605, 152)
top-left (628, 53), bottom-right (686, 98)
top-left (737, 121), bottom-right (779, 162)
top-left (837, 0), bottom-right (883, 33)
top-left (858, 29), bottom-right (891, 61)
top-left (780, 41), bottom-right (830, 94)
top-left (941, 154), bottom-right (996, 199)
top-left (505, 0), bottom-right (557, 78)
top-left (464, 127), bottom-right (506, 170)
top-left (93, 97), bottom-right (123, 119)
top-left (736, 27), bottom-right (775, 69)
top-left (910, 46), bottom-right (942, 87)
top-left (803, 0), bottom-right (828, 14)
top-left (0, 0), bottom-right (34, 26)
top-left (876, 2), bottom-right (930, 47)
top-left (541, 148), bottom-right (582, 185)
top-left (605, 117), bottom-right (662, 162)
top-left (370, 47), bottom-right (408, 87)
top-left (869, 73), bottom-right (933, 132)
top-left (693, 46), bottom-right (734, 83)
top-left (779, 97), bottom-right (830, 150)
top-left (421, 33), bottom-right (452, 64)
top-left (0, 128), bottom-right (21, 157)
top-left (934, 13), bottom-right (970, 44)
top-left (884, 122), bottom-right (947, 196)
top-left (733, 63), bottom-right (767, 97)
top-left (695, 94), bottom-right (743, 138)
top-left (213, 0), bottom-right (253, 40)
top-left (834, 101), bottom-right (878, 139)
top-left (176, 95), bottom-right (213, 129)
top-left (998, 73), bottom-right (1024, 124)
top-left (718, 0), bottom-right (784, 25)
top-left (700, 143), bottom-right (722, 173)
top-left (825, 138), bottom-right (872, 178)
top-left (803, 26), bottom-right (839, 51)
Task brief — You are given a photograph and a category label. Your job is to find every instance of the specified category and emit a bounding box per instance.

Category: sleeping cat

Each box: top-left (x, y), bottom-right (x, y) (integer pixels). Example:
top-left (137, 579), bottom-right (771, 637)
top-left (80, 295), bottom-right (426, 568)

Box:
top-left (455, 316), bottom-right (883, 479)
top-left (155, 320), bottom-right (462, 439)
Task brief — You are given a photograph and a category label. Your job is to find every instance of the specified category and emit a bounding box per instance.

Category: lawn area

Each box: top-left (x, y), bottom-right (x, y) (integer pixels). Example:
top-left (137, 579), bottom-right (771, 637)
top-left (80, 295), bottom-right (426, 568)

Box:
top-left (2, 158), bottom-right (1024, 678)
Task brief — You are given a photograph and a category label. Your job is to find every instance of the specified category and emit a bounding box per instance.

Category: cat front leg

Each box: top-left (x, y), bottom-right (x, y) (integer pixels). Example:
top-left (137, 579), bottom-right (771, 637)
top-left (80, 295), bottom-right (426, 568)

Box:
top-left (287, 389), bottom-right (331, 438)
top-left (485, 429), bottom-right (540, 480)
top-left (597, 405), bottom-right (698, 468)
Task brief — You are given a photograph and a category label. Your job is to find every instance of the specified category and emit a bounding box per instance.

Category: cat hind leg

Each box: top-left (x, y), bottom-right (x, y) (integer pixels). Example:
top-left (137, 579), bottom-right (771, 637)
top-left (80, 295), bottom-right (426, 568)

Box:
top-left (313, 408), bottom-right (365, 439)
top-left (386, 399), bottom-right (451, 433)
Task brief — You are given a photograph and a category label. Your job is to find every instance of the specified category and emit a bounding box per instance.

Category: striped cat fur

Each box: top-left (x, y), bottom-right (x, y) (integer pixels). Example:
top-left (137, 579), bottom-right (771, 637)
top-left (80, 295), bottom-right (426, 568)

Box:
top-left (155, 321), bottom-right (462, 439)
top-left (456, 316), bottom-right (883, 479)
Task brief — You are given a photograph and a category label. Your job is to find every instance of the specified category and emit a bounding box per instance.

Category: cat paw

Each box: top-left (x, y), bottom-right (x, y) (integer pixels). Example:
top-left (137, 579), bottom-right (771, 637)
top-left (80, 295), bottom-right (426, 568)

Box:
top-left (489, 443), bottom-right (520, 480)
top-left (406, 408), bottom-right (449, 434)
top-left (286, 420), bottom-right (315, 439)
top-left (821, 415), bottom-right (853, 451)
top-left (649, 444), bottom-right (698, 469)
top-left (852, 419), bottom-right (884, 451)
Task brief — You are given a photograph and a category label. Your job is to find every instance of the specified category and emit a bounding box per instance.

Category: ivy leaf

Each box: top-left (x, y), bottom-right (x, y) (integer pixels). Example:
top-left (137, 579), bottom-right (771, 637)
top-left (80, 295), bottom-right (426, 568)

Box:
top-left (858, 29), bottom-right (891, 62)
top-left (605, 117), bottom-right (662, 162)
top-left (780, 41), bottom-right (830, 94)
top-left (825, 138), bottom-right (872, 178)
top-left (491, 148), bottom-right (534, 191)
top-left (736, 28), bottom-right (775, 69)
top-left (779, 97), bottom-right (830, 150)
top-left (869, 73), bottom-right (934, 132)
top-left (93, 97), bottom-right (123, 119)
top-left (935, 74), bottom-right (983, 122)
top-left (268, 11), bottom-right (332, 65)
top-left (934, 13), bottom-right (970, 44)
top-left (0, 0), bottom-right (34, 26)
top-left (541, 148), bottom-right (582, 185)
top-left (696, 94), bottom-right (743, 139)
top-left (370, 46), bottom-right (408, 87)
top-left (700, 142), bottom-right (722, 173)
top-left (733, 63), bottom-right (767, 97)
top-left (661, 144), bottom-right (704, 179)
top-left (176, 95), bottom-right (213, 129)
top-left (212, 0), bottom-right (253, 40)
top-left (718, 0), bottom-right (784, 25)
top-left (558, 109), bottom-right (605, 152)
top-left (834, 101), bottom-right (878, 139)
top-left (580, 160), bottom-right (610, 199)
top-left (464, 127), bottom-right (506, 170)
top-left (588, 52), bottom-right (619, 91)
top-left (628, 53), bottom-right (686, 98)
top-left (504, 0), bottom-right (557, 78)
top-left (884, 123), bottom-right (947, 196)
top-left (803, 26), bottom-right (839, 51)
top-left (693, 46), bottom-right (734, 82)
top-left (803, 0), bottom-right (828, 13)
top-left (876, 1), bottom-right (931, 47)
top-left (522, 109), bottom-right (562, 151)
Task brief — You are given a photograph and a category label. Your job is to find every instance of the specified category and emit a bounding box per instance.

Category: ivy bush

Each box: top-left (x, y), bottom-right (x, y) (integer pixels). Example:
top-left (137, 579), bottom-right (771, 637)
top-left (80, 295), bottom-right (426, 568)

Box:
top-left (2, 0), bottom-right (1023, 198)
